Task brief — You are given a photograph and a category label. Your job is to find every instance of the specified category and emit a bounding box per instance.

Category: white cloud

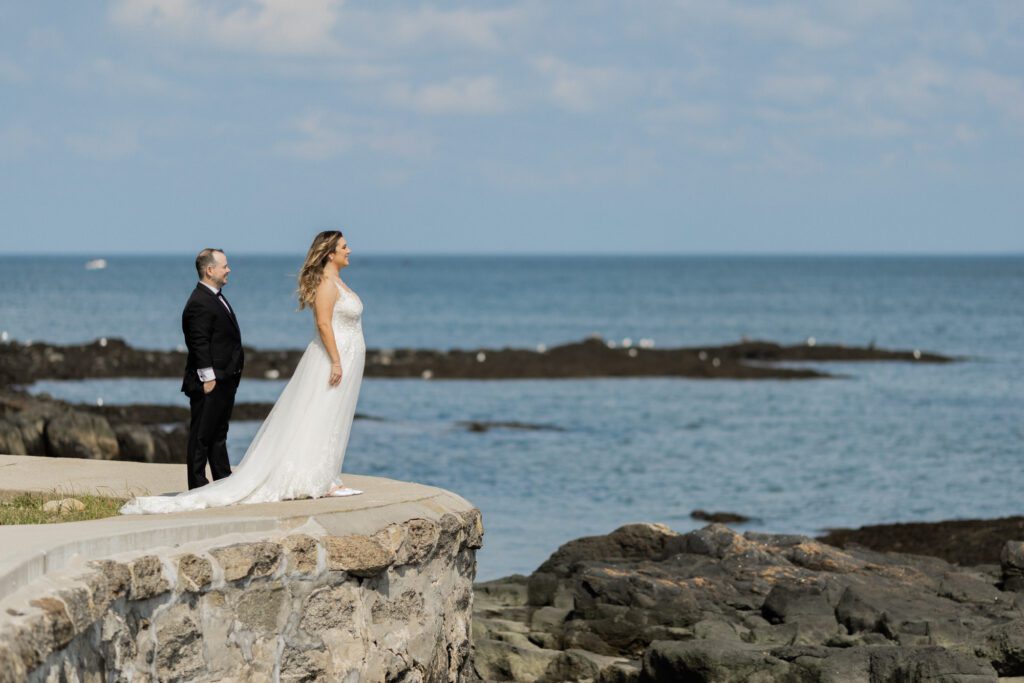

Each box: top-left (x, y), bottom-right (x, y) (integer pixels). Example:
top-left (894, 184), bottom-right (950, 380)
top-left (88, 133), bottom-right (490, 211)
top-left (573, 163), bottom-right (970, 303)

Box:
top-left (372, 7), bottom-right (525, 51)
top-left (276, 111), bottom-right (350, 160)
top-left (387, 76), bottom-right (505, 115)
top-left (963, 69), bottom-right (1024, 122)
top-left (109, 0), bottom-right (343, 56)
top-left (66, 126), bottom-right (140, 160)
top-left (675, 1), bottom-right (850, 50)
top-left (276, 110), bottom-right (435, 161)
top-left (532, 57), bottom-right (630, 113)
top-left (109, 1), bottom-right (527, 59)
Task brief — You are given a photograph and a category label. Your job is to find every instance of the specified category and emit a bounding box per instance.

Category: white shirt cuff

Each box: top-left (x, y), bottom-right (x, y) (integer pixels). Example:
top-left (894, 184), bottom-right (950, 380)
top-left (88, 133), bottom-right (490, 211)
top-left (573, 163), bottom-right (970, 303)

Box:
top-left (198, 367), bottom-right (215, 382)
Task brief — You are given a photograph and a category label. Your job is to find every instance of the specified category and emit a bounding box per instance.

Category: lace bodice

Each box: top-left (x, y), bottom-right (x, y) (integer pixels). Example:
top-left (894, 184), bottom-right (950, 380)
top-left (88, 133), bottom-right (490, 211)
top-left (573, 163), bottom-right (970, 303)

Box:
top-left (330, 279), bottom-right (364, 341)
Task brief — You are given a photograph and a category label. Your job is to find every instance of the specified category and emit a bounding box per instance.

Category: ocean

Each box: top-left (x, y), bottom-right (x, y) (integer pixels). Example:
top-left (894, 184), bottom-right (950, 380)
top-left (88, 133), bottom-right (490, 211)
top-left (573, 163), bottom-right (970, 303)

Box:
top-left (3, 255), bottom-right (1022, 580)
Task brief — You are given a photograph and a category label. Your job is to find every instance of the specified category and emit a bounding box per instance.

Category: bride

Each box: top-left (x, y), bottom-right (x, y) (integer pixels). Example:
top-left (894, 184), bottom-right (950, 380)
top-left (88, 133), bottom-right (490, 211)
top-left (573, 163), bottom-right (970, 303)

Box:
top-left (121, 231), bottom-right (365, 514)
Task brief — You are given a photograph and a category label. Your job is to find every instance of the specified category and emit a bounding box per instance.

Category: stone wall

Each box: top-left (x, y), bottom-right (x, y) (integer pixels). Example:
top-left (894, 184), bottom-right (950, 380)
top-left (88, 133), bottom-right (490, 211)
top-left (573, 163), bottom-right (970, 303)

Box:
top-left (0, 509), bottom-right (483, 682)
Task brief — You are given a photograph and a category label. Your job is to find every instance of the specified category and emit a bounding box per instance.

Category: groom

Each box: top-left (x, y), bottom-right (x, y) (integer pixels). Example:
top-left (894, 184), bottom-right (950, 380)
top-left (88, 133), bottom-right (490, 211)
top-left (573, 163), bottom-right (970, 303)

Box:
top-left (181, 248), bottom-right (244, 489)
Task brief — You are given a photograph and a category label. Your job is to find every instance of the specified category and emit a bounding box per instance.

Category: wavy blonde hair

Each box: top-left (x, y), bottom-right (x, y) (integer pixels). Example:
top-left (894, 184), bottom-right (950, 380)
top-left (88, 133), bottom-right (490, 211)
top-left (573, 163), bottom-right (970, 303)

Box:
top-left (297, 230), bottom-right (343, 309)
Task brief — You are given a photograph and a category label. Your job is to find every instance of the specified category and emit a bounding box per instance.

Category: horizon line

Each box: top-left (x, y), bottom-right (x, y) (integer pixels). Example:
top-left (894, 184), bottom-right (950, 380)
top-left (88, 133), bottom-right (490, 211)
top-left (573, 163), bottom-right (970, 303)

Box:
top-left (1, 251), bottom-right (1022, 258)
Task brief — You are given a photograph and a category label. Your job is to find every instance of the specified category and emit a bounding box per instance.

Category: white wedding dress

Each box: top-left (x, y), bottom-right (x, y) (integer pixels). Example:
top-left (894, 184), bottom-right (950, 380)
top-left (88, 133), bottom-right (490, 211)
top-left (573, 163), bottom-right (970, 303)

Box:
top-left (120, 280), bottom-right (365, 514)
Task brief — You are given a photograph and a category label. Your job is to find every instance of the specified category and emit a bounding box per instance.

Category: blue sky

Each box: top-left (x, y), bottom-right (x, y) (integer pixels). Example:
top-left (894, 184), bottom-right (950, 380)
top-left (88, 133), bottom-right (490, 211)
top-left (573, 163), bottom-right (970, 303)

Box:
top-left (1, 1), bottom-right (1022, 254)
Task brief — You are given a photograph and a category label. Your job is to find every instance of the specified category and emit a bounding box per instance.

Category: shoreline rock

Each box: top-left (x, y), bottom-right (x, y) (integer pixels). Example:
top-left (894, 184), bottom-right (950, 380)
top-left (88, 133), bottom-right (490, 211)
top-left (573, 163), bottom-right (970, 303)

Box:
top-left (472, 522), bottom-right (1024, 682)
top-left (0, 336), bottom-right (953, 386)
top-left (818, 516), bottom-right (1024, 567)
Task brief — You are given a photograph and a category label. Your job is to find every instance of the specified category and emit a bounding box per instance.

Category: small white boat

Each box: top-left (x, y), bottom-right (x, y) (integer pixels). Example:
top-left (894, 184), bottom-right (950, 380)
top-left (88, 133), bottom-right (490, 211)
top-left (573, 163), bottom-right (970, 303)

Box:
top-left (84, 258), bottom-right (107, 270)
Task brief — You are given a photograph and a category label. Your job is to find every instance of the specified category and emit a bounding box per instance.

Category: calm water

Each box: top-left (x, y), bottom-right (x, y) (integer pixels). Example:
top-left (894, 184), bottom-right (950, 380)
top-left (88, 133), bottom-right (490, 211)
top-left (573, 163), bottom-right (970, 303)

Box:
top-left (5, 255), bottom-right (1024, 579)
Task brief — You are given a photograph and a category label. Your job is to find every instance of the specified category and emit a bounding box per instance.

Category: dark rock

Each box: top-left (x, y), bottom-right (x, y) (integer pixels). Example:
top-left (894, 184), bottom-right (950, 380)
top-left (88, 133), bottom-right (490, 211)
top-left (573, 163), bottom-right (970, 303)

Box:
top-left (475, 522), bottom-right (1024, 683)
top-left (691, 509), bottom-right (751, 524)
top-left (641, 639), bottom-right (791, 681)
top-left (0, 336), bottom-right (953, 384)
top-left (112, 423), bottom-right (156, 462)
top-left (535, 523), bottom-right (682, 579)
top-left (458, 420), bottom-right (565, 433)
top-left (0, 418), bottom-right (26, 454)
top-left (44, 410), bottom-right (118, 459)
top-left (1001, 541), bottom-right (1024, 592)
top-left (820, 517), bottom-right (1024, 567)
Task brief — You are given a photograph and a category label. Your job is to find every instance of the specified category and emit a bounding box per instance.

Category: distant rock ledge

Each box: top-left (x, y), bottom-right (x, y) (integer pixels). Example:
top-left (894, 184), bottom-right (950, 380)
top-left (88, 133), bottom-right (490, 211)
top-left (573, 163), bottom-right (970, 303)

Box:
top-left (0, 336), bottom-right (952, 386)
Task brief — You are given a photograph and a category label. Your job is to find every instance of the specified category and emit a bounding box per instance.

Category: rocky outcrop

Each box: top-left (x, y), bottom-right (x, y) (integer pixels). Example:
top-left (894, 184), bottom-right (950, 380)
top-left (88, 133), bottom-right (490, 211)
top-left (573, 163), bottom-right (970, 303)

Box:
top-left (473, 523), bottom-right (1024, 682)
top-left (0, 509), bottom-right (484, 682)
top-left (0, 336), bottom-right (952, 386)
top-left (819, 516), bottom-right (1024, 567)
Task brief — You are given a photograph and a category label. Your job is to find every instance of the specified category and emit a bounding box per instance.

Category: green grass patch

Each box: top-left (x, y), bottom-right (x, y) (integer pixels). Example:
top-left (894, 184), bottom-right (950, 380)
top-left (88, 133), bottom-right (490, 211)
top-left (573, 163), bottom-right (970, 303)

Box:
top-left (0, 490), bottom-right (129, 525)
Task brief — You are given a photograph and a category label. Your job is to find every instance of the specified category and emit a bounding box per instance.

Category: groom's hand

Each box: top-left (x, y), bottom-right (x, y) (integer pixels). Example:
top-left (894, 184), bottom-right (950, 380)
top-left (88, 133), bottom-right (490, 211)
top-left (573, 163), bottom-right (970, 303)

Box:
top-left (203, 380), bottom-right (216, 394)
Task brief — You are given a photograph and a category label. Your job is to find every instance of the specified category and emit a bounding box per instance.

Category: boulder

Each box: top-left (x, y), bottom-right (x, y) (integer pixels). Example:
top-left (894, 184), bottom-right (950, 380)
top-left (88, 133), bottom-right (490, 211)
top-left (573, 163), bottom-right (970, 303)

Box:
top-left (1001, 541), bottom-right (1024, 592)
top-left (0, 418), bottom-right (26, 454)
top-left (112, 423), bottom-right (156, 462)
top-left (41, 498), bottom-right (85, 514)
top-left (44, 411), bottom-right (118, 459)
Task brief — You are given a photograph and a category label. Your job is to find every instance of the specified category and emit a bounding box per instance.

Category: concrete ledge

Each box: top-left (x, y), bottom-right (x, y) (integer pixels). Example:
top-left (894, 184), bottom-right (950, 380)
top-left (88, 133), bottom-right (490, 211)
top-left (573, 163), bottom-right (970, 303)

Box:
top-left (0, 454), bottom-right (474, 604)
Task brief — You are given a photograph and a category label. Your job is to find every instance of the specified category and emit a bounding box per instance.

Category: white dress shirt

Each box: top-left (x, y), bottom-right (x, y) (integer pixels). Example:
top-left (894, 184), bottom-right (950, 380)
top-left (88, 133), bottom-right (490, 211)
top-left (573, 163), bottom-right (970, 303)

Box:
top-left (196, 282), bottom-right (232, 382)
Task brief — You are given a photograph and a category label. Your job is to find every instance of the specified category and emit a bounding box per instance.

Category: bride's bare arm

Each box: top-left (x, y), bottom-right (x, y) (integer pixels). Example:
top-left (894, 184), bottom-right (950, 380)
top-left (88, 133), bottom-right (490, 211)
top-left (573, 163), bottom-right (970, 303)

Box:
top-left (313, 280), bottom-right (343, 386)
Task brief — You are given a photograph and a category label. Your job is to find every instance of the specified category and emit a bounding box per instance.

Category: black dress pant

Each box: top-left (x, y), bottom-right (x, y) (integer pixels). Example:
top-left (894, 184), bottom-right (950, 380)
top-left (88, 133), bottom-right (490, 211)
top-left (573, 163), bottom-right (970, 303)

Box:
top-left (186, 373), bottom-right (239, 489)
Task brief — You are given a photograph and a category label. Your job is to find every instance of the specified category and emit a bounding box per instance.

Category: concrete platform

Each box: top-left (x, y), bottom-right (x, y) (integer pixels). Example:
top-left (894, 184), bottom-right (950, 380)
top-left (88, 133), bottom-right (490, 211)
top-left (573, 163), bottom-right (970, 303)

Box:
top-left (0, 454), bottom-right (474, 606)
top-left (1, 453), bottom-right (192, 498)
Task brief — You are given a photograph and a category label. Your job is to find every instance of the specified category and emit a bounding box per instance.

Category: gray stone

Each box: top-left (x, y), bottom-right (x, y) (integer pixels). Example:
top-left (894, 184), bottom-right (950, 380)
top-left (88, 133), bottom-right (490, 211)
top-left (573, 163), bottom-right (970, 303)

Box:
top-left (461, 508), bottom-right (485, 549)
top-left (300, 584), bottom-right (358, 634)
top-left (236, 584), bottom-right (287, 634)
top-left (28, 597), bottom-right (75, 650)
top-left (324, 535), bottom-right (393, 577)
top-left (398, 518), bottom-right (441, 565)
top-left (371, 523), bottom-right (405, 557)
top-left (371, 589), bottom-right (423, 623)
top-left (176, 553), bottom-right (212, 592)
top-left (279, 645), bottom-right (327, 682)
top-left (760, 582), bottom-right (838, 644)
top-left (210, 541), bottom-right (282, 582)
top-left (54, 585), bottom-right (93, 633)
top-left (530, 606), bottom-right (570, 632)
top-left (83, 560), bottom-right (131, 613)
top-left (44, 411), bottom-right (119, 460)
top-left (1002, 541), bottom-right (1024, 592)
top-left (282, 534), bottom-right (320, 575)
top-left (978, 619), bottom-right (1024, 677)
top-left (0, 640), bottom-right (28, 683)
top-left (642, 639), bottom-right (792, 681)
top-left (471, 639), bottom-right (561, 682)
top-left (154, 603), bottom-right (204, 682)
top-left (435, 513), bottom-right (464, 560)
top-left (7, 412), bottom-right (47, 455)
top-left (0, 418), bottom-right (26, 455)
top-left (112, 423), bottom-right (156, 463)
top-left (129, 555), bottom-right (169, 600)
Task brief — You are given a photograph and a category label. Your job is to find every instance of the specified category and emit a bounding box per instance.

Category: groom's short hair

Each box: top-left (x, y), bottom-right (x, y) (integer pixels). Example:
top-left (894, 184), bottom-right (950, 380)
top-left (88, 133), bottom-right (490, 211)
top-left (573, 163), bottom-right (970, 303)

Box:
top-left (195, 248), bottom-right (224, 278)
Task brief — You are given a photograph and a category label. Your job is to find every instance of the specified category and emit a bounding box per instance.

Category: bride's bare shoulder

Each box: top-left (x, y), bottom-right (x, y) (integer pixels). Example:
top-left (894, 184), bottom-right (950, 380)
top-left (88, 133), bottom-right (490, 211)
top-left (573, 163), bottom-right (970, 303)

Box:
top-left (313, 277), bottom-right (340, 305)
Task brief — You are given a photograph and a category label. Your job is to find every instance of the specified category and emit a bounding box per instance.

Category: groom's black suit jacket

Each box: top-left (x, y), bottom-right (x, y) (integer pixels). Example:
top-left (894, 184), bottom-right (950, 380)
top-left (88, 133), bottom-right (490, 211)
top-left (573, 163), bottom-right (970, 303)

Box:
top-left (181, 284), bottom-right (245, 396)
